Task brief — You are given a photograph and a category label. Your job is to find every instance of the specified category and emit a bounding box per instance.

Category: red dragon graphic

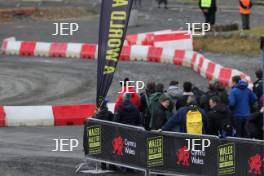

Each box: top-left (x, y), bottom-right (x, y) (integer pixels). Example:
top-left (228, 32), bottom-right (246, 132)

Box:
top-left (112, 136), bottom-right (124, 156)
top-left (176, 146), bottom-right (190, 167)
top-left (248, 153), bottom-right (262, 175)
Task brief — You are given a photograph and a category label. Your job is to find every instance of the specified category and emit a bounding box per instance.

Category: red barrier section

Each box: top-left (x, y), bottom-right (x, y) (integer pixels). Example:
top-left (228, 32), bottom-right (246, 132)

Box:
top-left (1, 40), bottom-right (8, 54)
top-left (120, 46), bottom-right (131, 61)
top-left (206, 62), bottom-right (216, 80)
top-left (154, 32), bottom-right (190, 42)
top-left (0, 106), bottom-right (6, 127)
top-left (81, 44), bottom-right (97, 59)
top-left (126, 35), bottom-right (138, 45)
top-left (53, 104), bottom-right (96, 126)
top-left (49, 43), bottom-right (67, 57)
top-left (147, 47), bottom-right (162, 62)
top-left (191, 52), bottom-right (198, 69)
top-left (19, 41), bottom-right (36, 56)
top-left (173, 50), bottom-right (185, 65)
top-left (218, 68), bottom-right (232, 86)
top-left (197, 56), bottom-right (205, 74)
top-left (143, 33), bottom-right (154, 45)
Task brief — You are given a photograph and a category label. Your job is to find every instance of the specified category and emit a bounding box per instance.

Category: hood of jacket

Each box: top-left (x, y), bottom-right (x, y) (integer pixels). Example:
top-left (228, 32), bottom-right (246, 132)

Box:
top-left (167, 86), bottom-right (181, 97)
top-left (236, 80), bottom-right (248, 90)
top-left (121, 100), bottom-right (135, 112)
top-left (150, 92), bottom-right (162, 102)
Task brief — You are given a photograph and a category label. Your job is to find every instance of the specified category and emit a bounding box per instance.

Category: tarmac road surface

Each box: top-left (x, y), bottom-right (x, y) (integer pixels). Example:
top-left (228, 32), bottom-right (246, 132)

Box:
top-left (0, 0), bottom-right (262, 175)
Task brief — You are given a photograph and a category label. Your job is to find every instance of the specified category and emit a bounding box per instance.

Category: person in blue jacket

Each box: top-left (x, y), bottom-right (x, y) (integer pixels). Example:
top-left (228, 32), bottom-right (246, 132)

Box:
top-left (228, 76), bottom-right (257, 138)
top-left (161, 95), bottom-right (207, 133)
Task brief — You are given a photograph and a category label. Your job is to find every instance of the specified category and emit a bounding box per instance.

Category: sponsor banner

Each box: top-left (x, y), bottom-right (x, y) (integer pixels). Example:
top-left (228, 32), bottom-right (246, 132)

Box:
top-left (84, 119), bottom-right (264, 176)
top-left (96, 0), bottom-right (133, 112)
top-left (220, 138), bottom-right (264, 176)
top-left (217, 142), bottom-right (236, 176)
top-left (148, 132), bottom-right (218, 176)
top-left (146, 135), bottom-right (164, 167)
top-left (84, 118), bottom-right (146, 168)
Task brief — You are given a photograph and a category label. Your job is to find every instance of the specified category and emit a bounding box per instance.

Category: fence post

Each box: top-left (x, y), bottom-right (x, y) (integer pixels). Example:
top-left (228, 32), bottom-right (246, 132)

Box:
top-left (261, 36), bottom-right (264, 136)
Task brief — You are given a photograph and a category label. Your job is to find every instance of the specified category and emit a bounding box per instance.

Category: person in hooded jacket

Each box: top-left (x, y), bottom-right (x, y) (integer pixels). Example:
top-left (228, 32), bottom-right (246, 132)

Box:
top-left (253, 69), bottom-right (263, 107)
top-left (166, 80), bottom-right (182, 104)
top-left (151, 95), bottom-right (170, 130)
top-left (207, 96), bottom-right (234, 137)
top-left (139, 81), bottom-right (156, 130)
top-left (176, 81), bottom-right (194, 110)
top-left (162, 95), bottom-right (207, 133)
top-left (228, 76), bottom-right (257, 137)
top-left (114, 93), bottom-right (141, 126)
top-left (114, 78), bottom-right (140, 112)
top-left (149, 83), bottom-right (173, 127)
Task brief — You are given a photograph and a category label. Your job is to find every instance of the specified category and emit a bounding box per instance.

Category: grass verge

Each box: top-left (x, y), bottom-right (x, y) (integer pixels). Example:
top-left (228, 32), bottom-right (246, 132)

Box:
top-left (194, 35), bottom-right (261, 56)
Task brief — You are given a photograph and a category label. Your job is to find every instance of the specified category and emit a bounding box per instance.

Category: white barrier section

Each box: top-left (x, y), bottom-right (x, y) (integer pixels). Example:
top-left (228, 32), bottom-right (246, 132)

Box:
top-left (4, 106), bottom-right (54, 126)
top-left (66, 43), bottom-right (82, 58)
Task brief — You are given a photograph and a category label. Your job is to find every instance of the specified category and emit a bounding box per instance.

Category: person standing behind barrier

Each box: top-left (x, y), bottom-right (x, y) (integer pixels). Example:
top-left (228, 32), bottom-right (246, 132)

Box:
top-left (245, 107), bottom-right (263, 140)
top-left (176, 81), bottom-right (194, 110)
top-left (151, 95), bottom-right (170, 130)
top-left (114, 93), bottom-right (141, 126)
top-left (199, 0), bottom-right (217, 27)
top-left (114, 78), bottom-right (140, 113)
top-left (239, 0), bottom-right (252, 30)
top-left (207, 96), bottom-right (234, 138)
top-left (162, 95), bottom-right (207, 134)
top-left (166, 80), bottom-right (182, 114)
top-left (94, 99), bottom-right (114, 170)
top-left (253, 69), bottom-right (263, 108)
top-left (228, 76), bottom-right (257, 138)
top-left (200, 80), bottom-right (228, 113)
top-left (139, 81), bottom-right (156, 130)
top-left (149, 83), bottom-right (173, 128)
top-left (166, 80), bottom-right (182, 105)
top-left (157, 0), bottom-right (168, 9)
top-left (95, 99), bottom-right (114, 121)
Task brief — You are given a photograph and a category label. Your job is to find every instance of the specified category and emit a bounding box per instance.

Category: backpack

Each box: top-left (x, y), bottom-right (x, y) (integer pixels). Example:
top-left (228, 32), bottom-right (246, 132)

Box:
top-left (186, 108), bottom-right (203, 134)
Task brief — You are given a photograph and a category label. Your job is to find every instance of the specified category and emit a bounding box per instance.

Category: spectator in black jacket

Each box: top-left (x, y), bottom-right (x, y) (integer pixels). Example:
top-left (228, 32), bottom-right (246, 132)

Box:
top-left (176, 81), bottom-right (194, 110)
top-left (151, 95), bottom-right (170, 130)
top-left (114, 93), bottom-right (141, 126)
top-left (95, 100), bottom-right (114, 122)
top-left (200, 80), bottom-right (228, 113)
top-left (139, 81), bottom-right (156, 130)
top-left (207, 96), bottom-right (234, 137)
top-left (253, 69), bottom-right (263, 104)
top-left (246, 107), bottom-right (263, 140)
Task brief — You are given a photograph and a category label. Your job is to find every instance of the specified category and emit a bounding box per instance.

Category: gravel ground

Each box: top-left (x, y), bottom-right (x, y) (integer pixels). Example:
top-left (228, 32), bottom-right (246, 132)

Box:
top-left (0, 0), bottom-right (263, 175)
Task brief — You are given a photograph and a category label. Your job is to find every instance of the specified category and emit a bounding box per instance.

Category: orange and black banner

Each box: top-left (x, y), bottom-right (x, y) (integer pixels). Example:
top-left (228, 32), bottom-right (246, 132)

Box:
top-left (96, 0), bottom-right (133, 112)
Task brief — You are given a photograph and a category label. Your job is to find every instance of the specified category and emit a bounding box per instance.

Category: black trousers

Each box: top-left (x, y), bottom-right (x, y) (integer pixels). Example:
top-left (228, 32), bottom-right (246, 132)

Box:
top-left (203, 10), bottom-right (216, 26)
top-left (241, 14), bottom-right (250, 30)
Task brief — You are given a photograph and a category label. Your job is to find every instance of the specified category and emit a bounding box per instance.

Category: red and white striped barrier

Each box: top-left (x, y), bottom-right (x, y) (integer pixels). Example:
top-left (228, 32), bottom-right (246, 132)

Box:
top-left (126, 30), bottom-right (193, 50)
top-left (0, 37), bottom-right (252, 87)
top-left (0, 103), bottom-right (115, 127)
top-left (126, 30), bottom-right (172, 45)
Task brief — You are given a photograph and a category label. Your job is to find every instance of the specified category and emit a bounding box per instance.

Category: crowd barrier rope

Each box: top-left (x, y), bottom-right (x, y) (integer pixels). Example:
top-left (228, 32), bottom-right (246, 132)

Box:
top-left (84, 118), bottom-right (264, 176)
